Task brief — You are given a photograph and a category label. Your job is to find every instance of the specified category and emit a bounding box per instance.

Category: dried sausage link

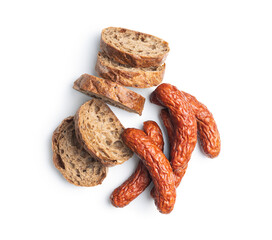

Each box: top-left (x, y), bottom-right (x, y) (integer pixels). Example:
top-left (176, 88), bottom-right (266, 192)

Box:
top-left (150, 83), bottom-right (197, 187)
top-left (110, 121), bottom-right (164, 208)
top-left (122, 128), bottom-right (176, 214)
top-left (110, 160), bottom-right (151, 208)
top-left (152, 89), bottom-right (221, 158)
top-left (182, 92), bottom-right (221, 158)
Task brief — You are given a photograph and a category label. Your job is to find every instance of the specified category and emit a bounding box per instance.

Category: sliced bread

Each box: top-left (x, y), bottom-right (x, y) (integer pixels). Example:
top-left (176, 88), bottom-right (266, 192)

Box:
top-left (52, 116), bottom-right (107, 186)
top-left (73, 74), bottom-right (145, 115)
top-left (100, 27), bottom-right (170, 68)
top-left (95, 52), bottom-right (165, 88)
top-left (74, 99), bottom-right (133, 167)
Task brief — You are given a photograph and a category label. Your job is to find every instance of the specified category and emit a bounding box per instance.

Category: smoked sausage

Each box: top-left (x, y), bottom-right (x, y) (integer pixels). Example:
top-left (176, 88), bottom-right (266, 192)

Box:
top-left (110, 121), bottom-right (164, 208)
top-left (122, 128), bottom-right (176, 214)
top-left (150, 83), bottom-right (198, 187)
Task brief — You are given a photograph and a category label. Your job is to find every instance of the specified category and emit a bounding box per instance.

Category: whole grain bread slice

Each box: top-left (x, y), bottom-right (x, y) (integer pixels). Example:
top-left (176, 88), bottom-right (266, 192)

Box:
top-left (100, 27), bottom-right (170, 68)
top-left (95, 52), bottom-right (165, 88)
top-left (73, 74), bottom-right (145, 115)
top-left (74, 99), bottom-right (133, 167)
top-left (52, 116), bottom-right (107, 186)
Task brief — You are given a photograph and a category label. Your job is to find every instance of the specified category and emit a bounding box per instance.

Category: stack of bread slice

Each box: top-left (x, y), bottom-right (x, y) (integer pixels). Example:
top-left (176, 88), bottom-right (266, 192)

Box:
top-left (96, 27), bottom-right (169, 88)
top-left (52, 99), bottom-right (134, 186)
top-left (52, 27), bottom-right (170, 187)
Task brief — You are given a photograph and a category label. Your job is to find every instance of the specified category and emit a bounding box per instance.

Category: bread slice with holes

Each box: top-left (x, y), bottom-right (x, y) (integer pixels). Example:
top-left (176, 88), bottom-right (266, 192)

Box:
top-left (100, 27), bottom-right (170, 68)
top-left (52, 116), bottom-right (107, 186)
top-left (73, 74), bottom-right (145, 115)
top-left (74, 99), bottom-right (133, 167)
top-left (95, 51), bottom-right (165, 88)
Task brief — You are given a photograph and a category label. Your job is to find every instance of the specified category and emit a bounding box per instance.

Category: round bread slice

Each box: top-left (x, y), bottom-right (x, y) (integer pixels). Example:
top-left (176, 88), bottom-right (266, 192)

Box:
top-left (74, 99), bottom-right (133, 167)
top-left (95, 52), bottom-right (166, 88)
top-left (100, 27), bottom-right (170, 68)
top-left (52, 116), bottom-right (107, 186)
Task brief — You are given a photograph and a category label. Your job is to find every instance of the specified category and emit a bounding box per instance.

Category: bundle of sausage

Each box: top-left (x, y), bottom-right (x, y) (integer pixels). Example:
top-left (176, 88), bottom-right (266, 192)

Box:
top-left (111, 83), bottom-right (221, 214)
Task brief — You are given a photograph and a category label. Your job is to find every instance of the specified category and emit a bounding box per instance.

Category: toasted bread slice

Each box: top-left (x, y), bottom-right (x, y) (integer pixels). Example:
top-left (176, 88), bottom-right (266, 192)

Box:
top-left (73, 74), bottom-right (145, 115)
top-left (52, 117), bottom-right (107, 186)
top-left (74, 99), bottom-right (133, 167)
top-left (95, 52), bottom-right (165, 88)
top-left (100, 27), bottom-right (170, 68)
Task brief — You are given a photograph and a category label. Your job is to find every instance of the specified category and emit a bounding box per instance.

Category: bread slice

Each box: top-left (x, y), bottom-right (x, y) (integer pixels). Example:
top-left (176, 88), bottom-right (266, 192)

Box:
top-left (73, 74), bottom-right (145, 115)
top-left (52, 116), bottom-right (107, 186)
top-left (95, 52), bottom-right (165, 88)
top-left (100, 27), bottom-right (170, 68)
top-left (74, 99), bottom-right (133, 167)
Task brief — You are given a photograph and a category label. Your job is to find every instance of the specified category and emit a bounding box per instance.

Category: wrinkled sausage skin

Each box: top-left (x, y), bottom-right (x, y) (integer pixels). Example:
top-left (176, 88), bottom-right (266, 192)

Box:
top-left (151, 87), bottom-right (221, 158)
top-left (150, 83), bottom-right (197, 186)
top-left (182, 92), bottom-right (221, 158)
top-left (110, 121), bottom-right (164, 208)
top-left (122, 128), bottom-right (176, 214)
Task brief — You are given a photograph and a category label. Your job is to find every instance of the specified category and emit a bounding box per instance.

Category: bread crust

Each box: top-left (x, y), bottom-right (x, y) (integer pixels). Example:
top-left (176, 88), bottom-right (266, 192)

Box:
top-left (73, 74), bottom-right (145, 115)
top-left (74, 99), bottom-right (133, 167)
top-left (100, 27), bottom-right (169, 68)
top-left (52, 117), bottom-right (74, 177)
top-left (52, 116), bottom-right (107, 186)
top-left (95, 52), bottom-right (165, 88)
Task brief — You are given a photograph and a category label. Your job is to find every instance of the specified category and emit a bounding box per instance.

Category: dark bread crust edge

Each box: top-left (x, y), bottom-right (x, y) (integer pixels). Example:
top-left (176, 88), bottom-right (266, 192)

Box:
top-left (52, 117), bottom-right (74, 176)
top-left (100, 27), bottom-right (169, 68)
top-left (74, 99), bottom-right (133, 167)
top-left (52, 116), bottom-right (107, 186)
top-left (95, 52), bottom-right (166, 88)
top-left (73, 74), bottom-right (145, 115)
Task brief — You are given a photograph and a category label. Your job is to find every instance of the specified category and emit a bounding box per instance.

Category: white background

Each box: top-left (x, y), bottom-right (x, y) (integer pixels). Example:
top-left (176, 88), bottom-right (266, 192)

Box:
top-left (1, 0), bottom-right (272, 239)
